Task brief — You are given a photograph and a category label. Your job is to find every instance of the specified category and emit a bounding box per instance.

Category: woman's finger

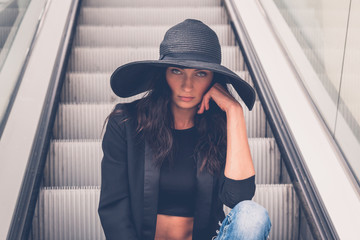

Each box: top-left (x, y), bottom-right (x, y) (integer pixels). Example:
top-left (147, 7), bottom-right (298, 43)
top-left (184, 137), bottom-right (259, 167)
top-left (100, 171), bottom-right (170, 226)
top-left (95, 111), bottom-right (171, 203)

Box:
top-left (198, 83), bottom-right (239, 114)
top-left (207, 83), bottom-right (239, 112)
top-left (204, 93), bottom-right (210, 111)
top-left (197, 95), bottom-right (206, 114)
top-left (201, 92), bottom-right (210, 112)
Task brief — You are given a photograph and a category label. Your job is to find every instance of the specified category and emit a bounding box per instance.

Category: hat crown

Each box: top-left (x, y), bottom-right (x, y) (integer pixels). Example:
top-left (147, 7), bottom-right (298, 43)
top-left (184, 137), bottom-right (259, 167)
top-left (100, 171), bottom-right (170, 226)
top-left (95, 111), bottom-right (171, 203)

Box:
top-left (159, 19), bottom-right (222, 64)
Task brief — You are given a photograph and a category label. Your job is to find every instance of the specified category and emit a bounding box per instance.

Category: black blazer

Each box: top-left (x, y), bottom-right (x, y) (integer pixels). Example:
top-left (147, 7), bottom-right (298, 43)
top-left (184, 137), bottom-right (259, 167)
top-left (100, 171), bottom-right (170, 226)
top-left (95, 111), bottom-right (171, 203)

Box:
top-left (98, 102), bottom-right (255, 240)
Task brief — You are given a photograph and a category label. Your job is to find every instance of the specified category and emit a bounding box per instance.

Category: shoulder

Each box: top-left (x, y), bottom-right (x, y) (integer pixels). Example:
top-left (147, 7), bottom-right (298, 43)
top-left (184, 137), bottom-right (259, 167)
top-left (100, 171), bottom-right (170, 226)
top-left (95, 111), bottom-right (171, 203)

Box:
top-left (103, 100), bottom-right (140, 140)
top-left (109, 100), bottom-right (139, 124)
top-left (114, 100), bottom-right (139, 112)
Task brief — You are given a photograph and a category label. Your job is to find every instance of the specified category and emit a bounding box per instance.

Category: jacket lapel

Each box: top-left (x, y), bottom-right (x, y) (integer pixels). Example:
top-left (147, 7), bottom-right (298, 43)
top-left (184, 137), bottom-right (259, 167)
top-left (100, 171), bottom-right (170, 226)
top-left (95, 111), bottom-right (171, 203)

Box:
top-left (193, 159), bottom-right (214, 232)
top-left (142, 142), bottom-right (160, 240)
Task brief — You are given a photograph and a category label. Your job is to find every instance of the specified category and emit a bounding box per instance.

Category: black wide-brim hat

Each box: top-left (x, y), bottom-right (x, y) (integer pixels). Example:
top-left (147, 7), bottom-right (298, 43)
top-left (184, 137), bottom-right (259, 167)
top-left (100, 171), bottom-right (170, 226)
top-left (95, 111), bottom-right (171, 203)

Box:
top-left (111, 19), bottom-right (256, 110)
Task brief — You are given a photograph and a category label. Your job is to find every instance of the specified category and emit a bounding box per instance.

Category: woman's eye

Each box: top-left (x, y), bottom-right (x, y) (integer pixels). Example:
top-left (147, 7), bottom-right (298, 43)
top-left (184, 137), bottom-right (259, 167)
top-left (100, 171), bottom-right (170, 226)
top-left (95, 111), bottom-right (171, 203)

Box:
top-left (171, 68), bottom-right (181, 75)
top-left (196, 71), bottom-right (207, 77)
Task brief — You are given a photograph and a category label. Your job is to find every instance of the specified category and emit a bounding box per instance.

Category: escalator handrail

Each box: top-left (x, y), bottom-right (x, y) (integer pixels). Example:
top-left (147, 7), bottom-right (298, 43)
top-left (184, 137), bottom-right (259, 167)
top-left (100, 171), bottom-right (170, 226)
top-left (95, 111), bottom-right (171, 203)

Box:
top-left (224, 0), bottom-right (339, 239)
top-left (6, 0), bottom-right (82, 239)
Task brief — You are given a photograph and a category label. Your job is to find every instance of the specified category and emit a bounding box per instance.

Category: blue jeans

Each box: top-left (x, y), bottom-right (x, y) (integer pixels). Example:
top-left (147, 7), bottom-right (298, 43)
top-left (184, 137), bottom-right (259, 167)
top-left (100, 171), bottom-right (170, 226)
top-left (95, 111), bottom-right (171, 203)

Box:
top-left (212, 200), bottom-right (271, 240)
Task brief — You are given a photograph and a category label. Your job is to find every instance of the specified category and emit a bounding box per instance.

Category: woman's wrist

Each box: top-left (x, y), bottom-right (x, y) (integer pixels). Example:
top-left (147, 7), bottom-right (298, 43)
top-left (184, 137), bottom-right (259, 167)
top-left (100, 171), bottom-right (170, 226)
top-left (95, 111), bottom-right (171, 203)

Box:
top-left (226, 102), bottom-right (247, 137)
top-left (225, 101), bottom-right (244, 117)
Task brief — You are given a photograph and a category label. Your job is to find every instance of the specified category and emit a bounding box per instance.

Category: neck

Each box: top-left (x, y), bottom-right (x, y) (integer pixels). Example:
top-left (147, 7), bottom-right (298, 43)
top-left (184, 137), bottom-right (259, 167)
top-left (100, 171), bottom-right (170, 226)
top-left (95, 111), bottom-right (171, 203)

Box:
top-left (171, 105), bottom-right (196, 130)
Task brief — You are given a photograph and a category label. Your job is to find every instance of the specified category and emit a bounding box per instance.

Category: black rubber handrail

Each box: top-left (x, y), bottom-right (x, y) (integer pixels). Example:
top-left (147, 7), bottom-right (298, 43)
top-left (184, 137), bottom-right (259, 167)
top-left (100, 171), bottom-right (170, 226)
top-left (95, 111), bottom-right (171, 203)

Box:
top-left (6, 0), bottom-right (82, 239)
top-left (224, 0), bottom-right (339, 239)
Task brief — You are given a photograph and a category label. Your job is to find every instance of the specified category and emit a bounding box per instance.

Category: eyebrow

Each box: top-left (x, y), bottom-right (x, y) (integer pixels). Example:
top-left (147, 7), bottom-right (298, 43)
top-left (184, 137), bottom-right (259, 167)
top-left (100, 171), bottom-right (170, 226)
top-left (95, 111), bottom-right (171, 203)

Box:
top-left (171, 67), bottom-right (210, 71)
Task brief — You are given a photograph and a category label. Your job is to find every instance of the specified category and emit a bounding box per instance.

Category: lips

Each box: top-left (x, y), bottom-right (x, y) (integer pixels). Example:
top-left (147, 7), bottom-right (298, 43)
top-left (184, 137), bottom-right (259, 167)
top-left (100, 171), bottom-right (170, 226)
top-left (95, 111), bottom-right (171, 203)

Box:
top-left (179, 96), bottom-right (195, 102)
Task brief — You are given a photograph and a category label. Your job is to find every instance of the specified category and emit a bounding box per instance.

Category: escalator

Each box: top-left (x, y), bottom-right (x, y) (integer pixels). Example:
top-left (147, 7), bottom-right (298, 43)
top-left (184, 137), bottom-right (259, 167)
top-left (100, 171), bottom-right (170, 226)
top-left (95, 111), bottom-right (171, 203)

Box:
top-left (27, 0), bottom-right (311, 239)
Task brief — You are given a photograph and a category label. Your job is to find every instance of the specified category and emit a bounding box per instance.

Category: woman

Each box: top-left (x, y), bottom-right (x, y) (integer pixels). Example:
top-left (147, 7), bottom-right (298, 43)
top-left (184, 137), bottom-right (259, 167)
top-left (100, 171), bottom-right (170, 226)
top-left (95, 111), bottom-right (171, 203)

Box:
top-left (98, 19), bottom-right (271, 240)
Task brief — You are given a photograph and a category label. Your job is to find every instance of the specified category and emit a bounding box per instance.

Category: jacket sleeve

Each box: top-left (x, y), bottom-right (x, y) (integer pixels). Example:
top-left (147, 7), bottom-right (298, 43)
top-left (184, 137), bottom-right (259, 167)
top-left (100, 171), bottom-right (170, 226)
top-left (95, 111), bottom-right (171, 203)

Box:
top-left (98, 112), bottom-right (138, 240)
top-left (218, 167), bottom-right (256, 208)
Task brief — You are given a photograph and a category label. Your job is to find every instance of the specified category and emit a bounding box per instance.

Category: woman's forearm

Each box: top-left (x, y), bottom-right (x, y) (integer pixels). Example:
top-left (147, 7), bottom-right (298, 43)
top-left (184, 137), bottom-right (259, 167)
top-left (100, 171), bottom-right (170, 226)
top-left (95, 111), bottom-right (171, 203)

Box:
top-left (224, 104), bottom-right (255, 180)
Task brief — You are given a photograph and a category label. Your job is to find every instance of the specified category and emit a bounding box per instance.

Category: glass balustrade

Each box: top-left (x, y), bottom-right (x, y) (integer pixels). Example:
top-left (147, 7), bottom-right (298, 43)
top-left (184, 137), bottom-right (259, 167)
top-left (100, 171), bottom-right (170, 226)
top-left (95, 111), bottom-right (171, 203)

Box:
top-left (261, 0), bottom-right (360, 185)
top-left (334, 0), bottom-right (360, 182)
top-left (0, 0), bottom-right (47, 137)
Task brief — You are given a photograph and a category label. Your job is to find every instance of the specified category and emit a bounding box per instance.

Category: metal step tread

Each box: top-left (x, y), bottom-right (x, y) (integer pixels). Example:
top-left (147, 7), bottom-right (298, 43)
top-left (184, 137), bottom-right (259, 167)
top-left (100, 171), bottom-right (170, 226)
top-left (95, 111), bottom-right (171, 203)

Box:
top-left (82, 0), bottom-right (221, 7)
top-left (78, 7), bottom-right (228, 26)
top-left (74, 25), bottom-right (236, 47)
top-left (43, 137), bottom-right (281, 187)
top-left (68, 47), bottom-right (245, 72)
top-left (61, 71), bottom-right (252, 103)
top-left (30, 184), bottom-right (298, 240)
top-left (53, 101), bottom-right (266, 139)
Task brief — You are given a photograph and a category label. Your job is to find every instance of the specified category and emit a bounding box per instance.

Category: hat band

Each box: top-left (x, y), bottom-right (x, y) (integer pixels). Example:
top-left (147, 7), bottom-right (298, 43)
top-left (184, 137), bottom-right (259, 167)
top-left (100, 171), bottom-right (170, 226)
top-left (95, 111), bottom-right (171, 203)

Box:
top-left (160, 53), bottom-right (220, 64)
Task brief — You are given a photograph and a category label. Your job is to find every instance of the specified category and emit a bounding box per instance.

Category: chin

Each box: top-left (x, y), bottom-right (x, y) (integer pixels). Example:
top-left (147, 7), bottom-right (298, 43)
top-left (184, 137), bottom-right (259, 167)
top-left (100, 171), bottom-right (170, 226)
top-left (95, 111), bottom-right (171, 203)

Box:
top-left (175, 102), bottom-right (198, 110)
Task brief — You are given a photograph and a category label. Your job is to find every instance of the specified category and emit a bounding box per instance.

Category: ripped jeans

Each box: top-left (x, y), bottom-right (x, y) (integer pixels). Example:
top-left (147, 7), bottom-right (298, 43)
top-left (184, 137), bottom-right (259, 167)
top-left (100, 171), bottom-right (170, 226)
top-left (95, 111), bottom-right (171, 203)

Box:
top-left (212, 200), bottom-right (271, 240)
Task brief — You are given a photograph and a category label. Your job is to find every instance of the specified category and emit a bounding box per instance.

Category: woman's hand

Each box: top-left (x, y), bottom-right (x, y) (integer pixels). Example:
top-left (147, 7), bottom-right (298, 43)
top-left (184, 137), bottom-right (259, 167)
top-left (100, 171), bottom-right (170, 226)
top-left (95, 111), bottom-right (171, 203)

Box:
top-left (198, 83), bottom-right (255, 180)
top-left (197, 83), bottom-right (242, 114)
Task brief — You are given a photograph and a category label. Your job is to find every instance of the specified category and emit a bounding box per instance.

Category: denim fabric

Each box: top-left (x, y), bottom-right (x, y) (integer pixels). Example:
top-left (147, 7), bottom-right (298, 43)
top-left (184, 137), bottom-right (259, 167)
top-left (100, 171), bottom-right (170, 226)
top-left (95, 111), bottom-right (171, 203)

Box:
top-left (212, 200), bottom-right (271, 240)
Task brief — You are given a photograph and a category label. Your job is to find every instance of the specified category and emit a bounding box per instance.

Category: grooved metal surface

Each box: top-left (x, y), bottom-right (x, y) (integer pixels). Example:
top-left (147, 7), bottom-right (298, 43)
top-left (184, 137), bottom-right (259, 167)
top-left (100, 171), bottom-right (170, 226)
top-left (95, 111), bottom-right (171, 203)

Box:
top-left (78, 7), bottom-right (228, 26)
top-left (74, 25), bottom-right (236, 47)
top-left (53, 104), bottom-right (112, 139)
top-left (42, 138), bottom-right (280, 187)
top-left (254, 184), bottom-right (299, 240)
top-left (67, 47), bottom-right (245, 72)
top-left (43, 140), bottom-right (102, 187)
top-left (249, 138), bottom-right (281, 184)
top-left (61, 71), bottom-right (251, 103)
top-left (32, 185), bottom-right (295, 240)
top-left (82, 0), bottom-right (221, 7)
top-left (60, 73), bottom-right (114, 103)
top-left (244, 101), bottom-right (267, 138)
top-left (31, 187), bottom-right (105, 240)
top-left (53, 101), bottom-right (265, 139)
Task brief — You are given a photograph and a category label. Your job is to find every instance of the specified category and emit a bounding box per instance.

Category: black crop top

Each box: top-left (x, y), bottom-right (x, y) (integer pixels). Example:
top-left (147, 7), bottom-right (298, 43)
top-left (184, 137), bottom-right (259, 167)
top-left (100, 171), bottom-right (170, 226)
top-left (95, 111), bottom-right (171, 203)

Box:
top-left (157, 127), bottom-right (198, 217)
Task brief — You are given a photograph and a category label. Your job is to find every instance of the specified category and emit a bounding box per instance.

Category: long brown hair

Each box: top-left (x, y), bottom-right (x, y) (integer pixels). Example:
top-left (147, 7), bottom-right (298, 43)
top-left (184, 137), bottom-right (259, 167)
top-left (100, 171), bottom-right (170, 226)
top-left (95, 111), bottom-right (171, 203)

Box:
top-left (109, 68), bottom-right (228, 175)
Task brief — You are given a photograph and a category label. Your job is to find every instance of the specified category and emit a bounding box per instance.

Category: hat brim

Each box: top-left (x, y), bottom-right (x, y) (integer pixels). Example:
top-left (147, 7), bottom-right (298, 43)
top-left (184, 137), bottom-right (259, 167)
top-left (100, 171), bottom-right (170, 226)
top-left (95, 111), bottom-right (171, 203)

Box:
top-left (110, 60), bottom-right (256, 110)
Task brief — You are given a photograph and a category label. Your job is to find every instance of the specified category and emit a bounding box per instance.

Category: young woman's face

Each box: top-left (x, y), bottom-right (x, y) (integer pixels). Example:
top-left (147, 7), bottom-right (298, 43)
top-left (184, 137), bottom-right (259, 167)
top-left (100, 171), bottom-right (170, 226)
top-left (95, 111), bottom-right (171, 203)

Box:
top-left (166, 67), bottom-right (213, 111)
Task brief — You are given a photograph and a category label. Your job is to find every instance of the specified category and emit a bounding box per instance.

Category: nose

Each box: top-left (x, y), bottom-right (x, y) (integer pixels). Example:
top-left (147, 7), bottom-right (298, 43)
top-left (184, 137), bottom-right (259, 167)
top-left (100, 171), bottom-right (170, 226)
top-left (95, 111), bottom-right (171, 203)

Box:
top-left (181, 75), bottom-right (193, 92)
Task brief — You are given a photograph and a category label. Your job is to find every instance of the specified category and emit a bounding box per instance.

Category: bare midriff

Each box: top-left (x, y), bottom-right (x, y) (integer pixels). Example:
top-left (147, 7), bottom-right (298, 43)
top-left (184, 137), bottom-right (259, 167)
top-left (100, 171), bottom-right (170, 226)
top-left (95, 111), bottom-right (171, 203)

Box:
top-left (154, 214), bottom-right (194, 240)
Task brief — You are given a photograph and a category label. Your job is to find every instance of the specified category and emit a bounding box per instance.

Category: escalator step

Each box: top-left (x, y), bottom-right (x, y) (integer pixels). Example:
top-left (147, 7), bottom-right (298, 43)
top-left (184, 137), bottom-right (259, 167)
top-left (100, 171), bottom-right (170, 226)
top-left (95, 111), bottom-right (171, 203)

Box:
top-left (43, 138), bottom-right (280, 187)
top-left (31, 184), bottom-right (297, 240)
top-left (255, 184), bottom-right (299, 240)
top-left (74, 25), bottom-right (235, 47)
top-left (250, 138), bottom-right (281, 184)
top-left (82, 0), bottom-right (221, 8)
top-left (60, 71), bottom-right (252, 103)
top-left (78, 7), bottom-right (227, 26)
top-left (67, 47), bottom-right (245, 72)
top-left (52, 104), bottom-right (112, 139)
top-left (31, 187), bottom-right (104, 240)
top-left (53, 102), bottom-right (266, 139)
top-left (44, 140), bottom-right (102, 187)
